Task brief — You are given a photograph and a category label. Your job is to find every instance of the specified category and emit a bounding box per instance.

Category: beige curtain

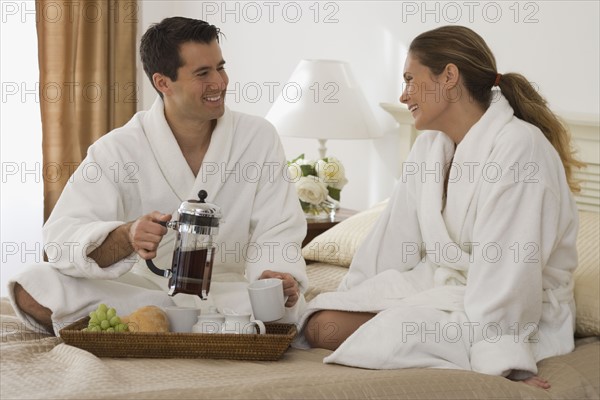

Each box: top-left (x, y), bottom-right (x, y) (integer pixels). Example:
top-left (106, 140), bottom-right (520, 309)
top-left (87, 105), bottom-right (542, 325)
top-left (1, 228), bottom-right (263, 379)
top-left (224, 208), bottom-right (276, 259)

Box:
top-left (36, 0), bottom-right (138, 220)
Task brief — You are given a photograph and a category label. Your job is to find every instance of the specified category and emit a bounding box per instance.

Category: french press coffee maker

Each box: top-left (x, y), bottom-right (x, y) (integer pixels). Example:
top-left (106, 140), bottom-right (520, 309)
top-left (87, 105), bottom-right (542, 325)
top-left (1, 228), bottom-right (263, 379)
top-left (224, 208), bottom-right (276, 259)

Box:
top-left (146, 190), bottom-right (222, 300)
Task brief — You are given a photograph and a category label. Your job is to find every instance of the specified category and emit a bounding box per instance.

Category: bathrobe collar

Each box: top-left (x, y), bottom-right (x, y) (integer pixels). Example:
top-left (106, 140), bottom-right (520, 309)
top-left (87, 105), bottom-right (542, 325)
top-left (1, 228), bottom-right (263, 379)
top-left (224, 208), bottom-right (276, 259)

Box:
top-left (142, 97), bottom-right (234, 203)
top-left (418, 93), bottom-right (515, 277)
top-left (446, 92), bottom-right (515, 234)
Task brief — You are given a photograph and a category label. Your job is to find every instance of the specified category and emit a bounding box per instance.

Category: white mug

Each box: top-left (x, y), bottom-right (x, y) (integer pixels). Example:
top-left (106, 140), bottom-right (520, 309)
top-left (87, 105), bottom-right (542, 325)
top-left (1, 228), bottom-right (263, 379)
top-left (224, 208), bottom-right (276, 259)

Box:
top-left (163, 306), bottom-right (200, 333)
top-left (247, 278), bottom-right (288, 322)
top-left (221, 312), bottom-right (266, 335)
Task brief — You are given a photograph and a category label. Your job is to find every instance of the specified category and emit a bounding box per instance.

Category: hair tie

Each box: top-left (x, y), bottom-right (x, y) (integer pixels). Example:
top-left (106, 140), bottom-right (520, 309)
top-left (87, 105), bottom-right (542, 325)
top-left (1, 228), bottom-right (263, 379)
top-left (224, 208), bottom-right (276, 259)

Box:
top-left (493, 73), bottom-right (502, 87)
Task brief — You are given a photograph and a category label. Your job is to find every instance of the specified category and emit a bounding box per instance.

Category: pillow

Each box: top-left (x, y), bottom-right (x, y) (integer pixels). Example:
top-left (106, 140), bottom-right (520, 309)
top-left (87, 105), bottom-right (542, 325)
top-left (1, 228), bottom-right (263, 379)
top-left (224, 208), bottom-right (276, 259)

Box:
top-left (302, 200), bottom-right (388, 267)
top-left (574, 211), bottom-right (600, 337)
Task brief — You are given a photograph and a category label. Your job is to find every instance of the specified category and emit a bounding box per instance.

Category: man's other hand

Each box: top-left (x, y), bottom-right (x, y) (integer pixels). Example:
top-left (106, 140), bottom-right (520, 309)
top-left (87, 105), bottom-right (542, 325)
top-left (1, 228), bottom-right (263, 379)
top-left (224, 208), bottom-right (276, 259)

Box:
top-left (258, 270), bottom-right (300, 308)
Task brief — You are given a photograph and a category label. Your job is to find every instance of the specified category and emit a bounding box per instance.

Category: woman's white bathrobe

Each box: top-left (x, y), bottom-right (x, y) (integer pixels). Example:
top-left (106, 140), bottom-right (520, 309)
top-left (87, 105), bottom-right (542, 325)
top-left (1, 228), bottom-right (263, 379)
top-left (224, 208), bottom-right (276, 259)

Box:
top-left (8, 97), bottom-right (308, 334)
top-left (297, 94), bottom-right (578, 378)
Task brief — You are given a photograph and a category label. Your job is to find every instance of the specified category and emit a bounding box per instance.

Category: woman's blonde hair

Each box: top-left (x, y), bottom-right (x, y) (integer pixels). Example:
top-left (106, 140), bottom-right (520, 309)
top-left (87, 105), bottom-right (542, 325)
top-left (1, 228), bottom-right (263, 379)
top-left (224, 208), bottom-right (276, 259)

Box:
top-left (409, 25), bottom-right (583, 192)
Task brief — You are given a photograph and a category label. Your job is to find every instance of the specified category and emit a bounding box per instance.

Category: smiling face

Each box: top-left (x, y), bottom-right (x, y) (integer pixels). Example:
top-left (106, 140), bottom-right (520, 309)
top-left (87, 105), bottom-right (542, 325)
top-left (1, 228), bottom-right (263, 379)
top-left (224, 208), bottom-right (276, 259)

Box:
top-left (157, 40), bottom-right (229, 125)
top-left (400, 53), bottom-right (452, 132)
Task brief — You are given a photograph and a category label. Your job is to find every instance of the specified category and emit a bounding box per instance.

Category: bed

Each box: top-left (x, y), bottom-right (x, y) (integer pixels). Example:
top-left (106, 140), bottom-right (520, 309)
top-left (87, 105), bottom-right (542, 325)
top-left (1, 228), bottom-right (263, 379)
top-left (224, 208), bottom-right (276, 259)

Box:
top-left (1, 107), bottom-right (598, 400)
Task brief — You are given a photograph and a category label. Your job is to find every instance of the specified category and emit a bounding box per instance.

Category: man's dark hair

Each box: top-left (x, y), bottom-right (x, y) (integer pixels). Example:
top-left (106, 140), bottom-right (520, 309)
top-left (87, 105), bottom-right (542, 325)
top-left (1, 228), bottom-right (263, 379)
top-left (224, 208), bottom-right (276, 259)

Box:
top-left (140, 17), bottom-right (221, 96)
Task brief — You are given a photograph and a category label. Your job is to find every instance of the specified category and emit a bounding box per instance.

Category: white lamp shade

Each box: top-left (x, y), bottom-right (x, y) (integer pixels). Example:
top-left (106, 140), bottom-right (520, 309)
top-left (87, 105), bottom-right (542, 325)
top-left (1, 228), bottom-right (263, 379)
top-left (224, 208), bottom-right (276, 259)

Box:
top-left (266, 59), bottom-right (381, 140)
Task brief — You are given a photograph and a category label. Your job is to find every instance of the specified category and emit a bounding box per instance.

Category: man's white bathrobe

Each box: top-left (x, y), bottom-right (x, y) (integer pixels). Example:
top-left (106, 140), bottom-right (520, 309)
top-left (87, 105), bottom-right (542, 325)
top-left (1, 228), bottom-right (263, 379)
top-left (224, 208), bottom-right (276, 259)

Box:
top-left (297, 94), bottom-right (578, 378)
top-left (8, 98), bottom-right (308, 335)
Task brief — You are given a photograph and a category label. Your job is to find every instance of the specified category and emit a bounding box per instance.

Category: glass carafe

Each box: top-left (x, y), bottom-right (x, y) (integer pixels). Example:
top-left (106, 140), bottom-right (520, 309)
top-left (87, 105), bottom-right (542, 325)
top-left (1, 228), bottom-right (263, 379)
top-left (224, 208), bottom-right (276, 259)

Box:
top-left (145, 190), bottom-right (221, 300)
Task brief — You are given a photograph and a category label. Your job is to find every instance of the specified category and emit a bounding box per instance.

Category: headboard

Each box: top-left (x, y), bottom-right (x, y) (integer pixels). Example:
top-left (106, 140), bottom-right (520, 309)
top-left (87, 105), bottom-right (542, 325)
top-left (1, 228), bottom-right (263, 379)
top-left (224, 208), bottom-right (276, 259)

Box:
top-left (380, 102), bottom-right (600, 212)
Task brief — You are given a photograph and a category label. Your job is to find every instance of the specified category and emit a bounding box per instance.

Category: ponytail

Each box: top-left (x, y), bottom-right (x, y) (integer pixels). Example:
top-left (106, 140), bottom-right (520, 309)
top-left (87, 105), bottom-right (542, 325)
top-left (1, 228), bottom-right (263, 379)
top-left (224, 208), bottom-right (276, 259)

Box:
top-left (498, 74), bottom-right (584, 192)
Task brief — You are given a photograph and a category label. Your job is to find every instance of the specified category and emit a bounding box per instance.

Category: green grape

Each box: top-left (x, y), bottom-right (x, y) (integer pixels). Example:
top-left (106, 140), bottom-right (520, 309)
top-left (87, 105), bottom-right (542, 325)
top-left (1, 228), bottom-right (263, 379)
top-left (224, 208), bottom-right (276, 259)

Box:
top-left (83, 304), bottom-right (127, 332)
top-left (107, 308), bottom-right (117, 320)
top-left (96, 310), bottom-right (107, 322)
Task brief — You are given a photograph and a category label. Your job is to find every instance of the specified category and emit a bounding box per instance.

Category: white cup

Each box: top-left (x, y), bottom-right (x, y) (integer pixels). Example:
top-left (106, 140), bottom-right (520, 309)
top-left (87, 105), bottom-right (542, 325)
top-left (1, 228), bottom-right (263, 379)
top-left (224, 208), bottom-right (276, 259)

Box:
top-left (247, 278), bottom-right (288, 322)
top-left (221, 312), bottom-right (266, 335)
top-left (192, 310), bottom-right (225, 334)
top-left (163, 306), bottom-right (200, 333)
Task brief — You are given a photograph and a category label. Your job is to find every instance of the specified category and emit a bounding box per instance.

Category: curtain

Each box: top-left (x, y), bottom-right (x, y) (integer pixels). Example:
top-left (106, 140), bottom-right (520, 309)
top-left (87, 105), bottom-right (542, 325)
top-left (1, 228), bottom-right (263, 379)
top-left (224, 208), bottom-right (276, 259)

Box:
top-left (36, 0), bottom-right (138, 221)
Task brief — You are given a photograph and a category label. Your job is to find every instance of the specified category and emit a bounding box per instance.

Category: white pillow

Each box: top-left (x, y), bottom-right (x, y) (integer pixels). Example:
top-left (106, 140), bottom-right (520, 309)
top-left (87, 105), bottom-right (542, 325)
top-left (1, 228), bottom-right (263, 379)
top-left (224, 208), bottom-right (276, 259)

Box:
top-left (574, 211), bottom-right (600, 337)
top-left (302, 200), bottom-right (388, 267)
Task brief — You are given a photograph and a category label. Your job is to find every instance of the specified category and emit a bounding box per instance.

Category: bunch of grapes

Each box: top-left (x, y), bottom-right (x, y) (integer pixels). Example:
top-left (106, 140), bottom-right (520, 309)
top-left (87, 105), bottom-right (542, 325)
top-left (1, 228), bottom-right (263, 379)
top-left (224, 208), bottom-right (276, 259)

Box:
top-left (83, 303), bottom-right (128, 333)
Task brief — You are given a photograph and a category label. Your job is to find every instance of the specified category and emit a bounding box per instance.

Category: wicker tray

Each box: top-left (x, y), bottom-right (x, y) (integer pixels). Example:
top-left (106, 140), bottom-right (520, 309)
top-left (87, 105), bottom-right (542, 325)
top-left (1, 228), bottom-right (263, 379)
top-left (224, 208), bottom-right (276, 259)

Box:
top-left (59, 317), bottom-right (297, 361)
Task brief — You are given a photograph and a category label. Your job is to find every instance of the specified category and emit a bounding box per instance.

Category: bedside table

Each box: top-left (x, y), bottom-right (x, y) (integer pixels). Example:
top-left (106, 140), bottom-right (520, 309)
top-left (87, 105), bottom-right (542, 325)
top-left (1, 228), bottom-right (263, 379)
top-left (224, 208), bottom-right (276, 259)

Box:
top-left (302, 208), bottom-right (358, 247)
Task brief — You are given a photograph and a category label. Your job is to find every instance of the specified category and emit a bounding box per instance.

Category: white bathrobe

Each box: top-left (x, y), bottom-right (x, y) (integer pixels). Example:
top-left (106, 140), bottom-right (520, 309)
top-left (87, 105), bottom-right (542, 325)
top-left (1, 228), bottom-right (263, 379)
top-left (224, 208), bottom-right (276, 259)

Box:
top-left (8, 97), bottom-right (308, 334)
top-left (297, 94), bottom-right (578, 378)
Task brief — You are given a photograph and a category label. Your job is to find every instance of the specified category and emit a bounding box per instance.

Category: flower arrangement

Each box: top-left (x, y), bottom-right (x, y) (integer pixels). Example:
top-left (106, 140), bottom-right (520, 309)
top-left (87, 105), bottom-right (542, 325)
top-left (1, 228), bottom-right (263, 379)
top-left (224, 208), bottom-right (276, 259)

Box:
top-left (287, 154), bottom-right (348, 217)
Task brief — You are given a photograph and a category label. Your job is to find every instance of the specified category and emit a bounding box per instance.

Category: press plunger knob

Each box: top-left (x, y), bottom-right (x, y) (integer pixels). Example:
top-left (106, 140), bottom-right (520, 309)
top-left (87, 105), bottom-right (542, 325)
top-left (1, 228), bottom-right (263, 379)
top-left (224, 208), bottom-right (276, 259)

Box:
top-left (198, 190), bottom-right (208, 203)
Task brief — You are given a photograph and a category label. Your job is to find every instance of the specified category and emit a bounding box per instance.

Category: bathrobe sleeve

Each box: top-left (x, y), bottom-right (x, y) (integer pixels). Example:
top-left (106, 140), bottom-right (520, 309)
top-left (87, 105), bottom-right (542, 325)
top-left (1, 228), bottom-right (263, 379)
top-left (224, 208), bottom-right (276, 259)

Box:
top-left (243, 126), bottom-right (309, 292)
top-left (465, 149), bottom-right (564, 376)
top-left (338, 134), bottom-right (430, 291)
top-left (42, 136), bottom-right (137, 280)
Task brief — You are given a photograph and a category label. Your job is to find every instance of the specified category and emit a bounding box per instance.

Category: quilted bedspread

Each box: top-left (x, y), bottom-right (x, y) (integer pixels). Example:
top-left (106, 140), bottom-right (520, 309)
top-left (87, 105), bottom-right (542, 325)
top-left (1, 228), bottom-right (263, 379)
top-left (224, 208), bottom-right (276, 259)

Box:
top-left (1, 293), bottom-right (598, 399)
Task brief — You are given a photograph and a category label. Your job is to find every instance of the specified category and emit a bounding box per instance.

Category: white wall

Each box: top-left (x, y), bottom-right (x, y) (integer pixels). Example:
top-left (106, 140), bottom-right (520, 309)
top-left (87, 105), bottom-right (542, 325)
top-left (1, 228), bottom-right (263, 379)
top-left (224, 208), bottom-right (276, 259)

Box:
top-left (1, 1), bottom-right (43, 297)
top-left (1, 0), bottom-right (598, 296)
top-left (138, 0), bottom-right (600, 211)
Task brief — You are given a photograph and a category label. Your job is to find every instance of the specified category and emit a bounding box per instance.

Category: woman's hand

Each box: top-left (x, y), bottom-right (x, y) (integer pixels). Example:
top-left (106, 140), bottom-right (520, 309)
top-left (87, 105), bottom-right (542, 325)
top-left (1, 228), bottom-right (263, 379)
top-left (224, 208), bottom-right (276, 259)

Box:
top-left (259, 270), bottom-right (300, 307)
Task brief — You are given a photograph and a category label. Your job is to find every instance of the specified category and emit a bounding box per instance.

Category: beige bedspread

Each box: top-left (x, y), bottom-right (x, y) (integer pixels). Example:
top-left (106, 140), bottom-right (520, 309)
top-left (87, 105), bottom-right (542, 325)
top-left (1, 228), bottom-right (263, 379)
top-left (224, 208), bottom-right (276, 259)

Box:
top-left (1, 297), bottom-right (598, 400)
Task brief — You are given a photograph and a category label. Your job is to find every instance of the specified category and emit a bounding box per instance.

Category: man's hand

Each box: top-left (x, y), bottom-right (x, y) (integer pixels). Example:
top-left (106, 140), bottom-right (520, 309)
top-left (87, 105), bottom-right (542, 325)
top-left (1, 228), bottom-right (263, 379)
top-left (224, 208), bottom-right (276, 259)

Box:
top-left (259, 270), bottom-right (300, 308)
top-left (129, 211), bottom-right (172, 260)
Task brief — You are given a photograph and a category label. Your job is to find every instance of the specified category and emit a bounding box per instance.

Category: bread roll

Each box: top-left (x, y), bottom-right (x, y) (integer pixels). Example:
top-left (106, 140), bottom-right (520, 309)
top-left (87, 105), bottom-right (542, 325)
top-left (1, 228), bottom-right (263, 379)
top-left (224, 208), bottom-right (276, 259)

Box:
top-left (122, 306), bottom-right (170, 333)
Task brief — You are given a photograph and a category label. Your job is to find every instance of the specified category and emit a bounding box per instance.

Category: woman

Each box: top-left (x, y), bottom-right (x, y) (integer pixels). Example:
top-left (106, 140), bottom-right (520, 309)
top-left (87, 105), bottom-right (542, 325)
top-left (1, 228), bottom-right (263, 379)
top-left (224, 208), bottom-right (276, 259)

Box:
top-left (298, 26), bottom-right (583, 389)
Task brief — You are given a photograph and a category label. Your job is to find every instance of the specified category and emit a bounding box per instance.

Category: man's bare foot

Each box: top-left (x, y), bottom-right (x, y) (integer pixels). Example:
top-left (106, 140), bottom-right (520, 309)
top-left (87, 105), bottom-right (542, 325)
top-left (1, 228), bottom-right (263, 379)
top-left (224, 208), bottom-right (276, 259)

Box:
top-left (522, 375), bottom-right (551, 389)
top-left (13, 283), bottom-right (54, 334)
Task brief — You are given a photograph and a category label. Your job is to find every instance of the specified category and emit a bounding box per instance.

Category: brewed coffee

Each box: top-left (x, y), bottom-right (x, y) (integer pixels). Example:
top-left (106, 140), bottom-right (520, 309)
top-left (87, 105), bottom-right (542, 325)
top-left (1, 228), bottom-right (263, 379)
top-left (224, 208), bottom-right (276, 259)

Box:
top-left (168, 247), bottom-right (215, 298)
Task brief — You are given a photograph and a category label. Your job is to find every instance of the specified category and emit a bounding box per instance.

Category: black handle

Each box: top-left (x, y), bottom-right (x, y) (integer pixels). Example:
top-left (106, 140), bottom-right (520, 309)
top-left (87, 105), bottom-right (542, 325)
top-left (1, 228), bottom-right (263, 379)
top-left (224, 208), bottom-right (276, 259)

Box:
top-left (144, 217), bottom-right (175, 277)
top-left (145, 259), bottom-right (171, 278)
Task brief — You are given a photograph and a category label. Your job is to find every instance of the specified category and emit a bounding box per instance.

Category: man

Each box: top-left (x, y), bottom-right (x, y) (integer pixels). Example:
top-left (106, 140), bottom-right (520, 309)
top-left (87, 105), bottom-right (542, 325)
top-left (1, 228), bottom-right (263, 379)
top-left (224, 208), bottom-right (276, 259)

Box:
top-left (10, 17), bottom-right (307, 335)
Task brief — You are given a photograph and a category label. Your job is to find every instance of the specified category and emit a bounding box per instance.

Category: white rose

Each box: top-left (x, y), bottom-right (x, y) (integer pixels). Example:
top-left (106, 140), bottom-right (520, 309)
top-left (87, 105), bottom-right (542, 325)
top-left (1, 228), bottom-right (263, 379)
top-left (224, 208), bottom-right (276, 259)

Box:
top-left (295, 176), bottom-right (328, 205)
top-left (286, 158), bottom-right (317, 183)
top-left (296, 158), bottom-right (315, 167)
top-left (315, 157), bottom-right (348, 190)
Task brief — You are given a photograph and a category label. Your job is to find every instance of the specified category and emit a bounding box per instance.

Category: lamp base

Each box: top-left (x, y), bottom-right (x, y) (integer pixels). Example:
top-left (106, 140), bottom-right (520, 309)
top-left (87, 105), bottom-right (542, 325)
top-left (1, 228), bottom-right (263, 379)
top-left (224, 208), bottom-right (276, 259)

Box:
top-left (317, 139), bottom-right (328, 159)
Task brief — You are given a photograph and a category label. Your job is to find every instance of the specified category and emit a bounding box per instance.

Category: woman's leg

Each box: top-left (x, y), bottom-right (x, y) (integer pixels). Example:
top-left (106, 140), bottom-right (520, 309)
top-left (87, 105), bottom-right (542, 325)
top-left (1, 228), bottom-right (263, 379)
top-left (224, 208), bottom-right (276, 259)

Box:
top-left (304, 310), bottom-right (376, 351)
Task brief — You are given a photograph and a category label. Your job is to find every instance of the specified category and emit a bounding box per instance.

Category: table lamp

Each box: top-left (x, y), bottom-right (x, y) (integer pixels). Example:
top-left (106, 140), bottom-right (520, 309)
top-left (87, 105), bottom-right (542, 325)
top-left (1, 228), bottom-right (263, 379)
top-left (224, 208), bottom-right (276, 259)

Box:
top-left (266, 59), bottom-right (381, 159)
